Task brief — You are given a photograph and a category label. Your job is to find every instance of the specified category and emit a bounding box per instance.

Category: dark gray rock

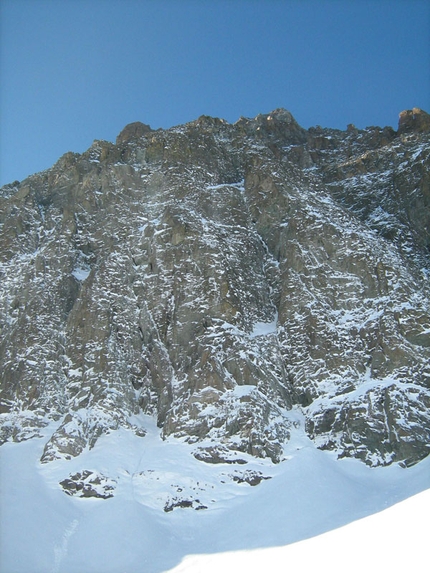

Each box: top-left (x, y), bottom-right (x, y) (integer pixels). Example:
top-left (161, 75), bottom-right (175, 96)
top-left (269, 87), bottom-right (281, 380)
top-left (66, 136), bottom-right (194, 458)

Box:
top-left (59, 470), bottom-right (116, 498)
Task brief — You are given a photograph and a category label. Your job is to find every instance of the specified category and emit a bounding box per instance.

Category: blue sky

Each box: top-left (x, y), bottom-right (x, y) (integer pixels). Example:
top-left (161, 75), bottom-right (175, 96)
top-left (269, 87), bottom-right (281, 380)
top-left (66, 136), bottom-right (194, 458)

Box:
top-left (1, 0), bottom-right (429, 186)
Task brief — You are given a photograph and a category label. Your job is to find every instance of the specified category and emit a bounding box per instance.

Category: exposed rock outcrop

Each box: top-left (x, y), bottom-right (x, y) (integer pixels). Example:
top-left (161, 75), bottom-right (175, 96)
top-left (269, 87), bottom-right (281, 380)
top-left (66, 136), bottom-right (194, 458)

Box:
top-left (398, 108), bottom-right (430, 134)
top-left (0, 108), bottom-right (429, 467)
top-left (60, 470), bottom-right (116, 498)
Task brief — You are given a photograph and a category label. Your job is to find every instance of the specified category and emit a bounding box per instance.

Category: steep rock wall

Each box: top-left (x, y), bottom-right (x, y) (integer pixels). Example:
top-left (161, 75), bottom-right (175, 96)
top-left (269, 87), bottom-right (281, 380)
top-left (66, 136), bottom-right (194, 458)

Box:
top-left (1, 108), bottom-right (429, 467)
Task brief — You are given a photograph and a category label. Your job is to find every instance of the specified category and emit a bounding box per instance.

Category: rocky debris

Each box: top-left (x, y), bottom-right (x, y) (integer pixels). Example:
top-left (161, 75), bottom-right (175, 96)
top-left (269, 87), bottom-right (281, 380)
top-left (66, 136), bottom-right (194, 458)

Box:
top-left (193, 444), bottom-right (248, 464)
top-left (0, 108), bottom-right (429, 468)
top-left (164, 497), bottom-right (208, 512)
top-left (59, 470), bottom-right (116, 498)
top-left (228, 469), bottom-right (272, 486)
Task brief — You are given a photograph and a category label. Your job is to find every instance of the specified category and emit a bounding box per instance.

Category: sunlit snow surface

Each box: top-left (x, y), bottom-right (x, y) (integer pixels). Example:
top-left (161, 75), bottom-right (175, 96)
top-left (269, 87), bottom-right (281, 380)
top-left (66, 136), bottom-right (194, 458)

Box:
top-left (1, 414), bottom-right (429, 573)
top-left (167, 489), bottom-right (430, 573)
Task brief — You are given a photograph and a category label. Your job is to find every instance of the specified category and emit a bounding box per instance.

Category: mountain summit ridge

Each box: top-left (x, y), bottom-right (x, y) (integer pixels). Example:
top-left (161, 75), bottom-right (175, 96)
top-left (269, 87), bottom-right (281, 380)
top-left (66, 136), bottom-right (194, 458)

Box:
top-left (1, 108), bottom-right (429, 470)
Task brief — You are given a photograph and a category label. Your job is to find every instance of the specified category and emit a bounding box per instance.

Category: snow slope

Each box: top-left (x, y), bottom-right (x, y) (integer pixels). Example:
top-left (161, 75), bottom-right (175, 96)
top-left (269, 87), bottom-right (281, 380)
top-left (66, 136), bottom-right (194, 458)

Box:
top-left (1, 414), bottom-right (429, 573)
top-left (167, 488), bottom-right (430, 573)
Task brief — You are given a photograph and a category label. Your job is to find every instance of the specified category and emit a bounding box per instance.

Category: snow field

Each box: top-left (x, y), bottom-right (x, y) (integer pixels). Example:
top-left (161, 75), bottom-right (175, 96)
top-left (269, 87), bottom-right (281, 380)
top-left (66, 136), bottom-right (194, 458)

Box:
top-left (1, 413), bottom-right (429, 573)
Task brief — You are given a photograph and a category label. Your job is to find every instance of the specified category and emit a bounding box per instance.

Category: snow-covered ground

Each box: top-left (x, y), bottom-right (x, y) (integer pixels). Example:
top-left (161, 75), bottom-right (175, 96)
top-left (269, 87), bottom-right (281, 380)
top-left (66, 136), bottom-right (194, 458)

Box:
top-left (1, 413), bottom-right (429, 573)
top-left (167, 488), bottom-right (430, 573)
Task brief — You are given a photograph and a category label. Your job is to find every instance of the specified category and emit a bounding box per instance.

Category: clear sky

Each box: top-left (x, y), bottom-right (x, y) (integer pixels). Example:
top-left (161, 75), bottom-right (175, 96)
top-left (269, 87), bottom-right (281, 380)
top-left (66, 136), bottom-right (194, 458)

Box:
top-left (1, 0), bottom-right (429, 186)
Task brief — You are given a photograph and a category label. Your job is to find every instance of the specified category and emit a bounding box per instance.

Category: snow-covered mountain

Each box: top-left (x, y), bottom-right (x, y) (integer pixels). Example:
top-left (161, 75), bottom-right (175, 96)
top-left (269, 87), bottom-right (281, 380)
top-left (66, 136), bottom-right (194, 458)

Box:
top-left (0, 107), bottom-right (429, 572)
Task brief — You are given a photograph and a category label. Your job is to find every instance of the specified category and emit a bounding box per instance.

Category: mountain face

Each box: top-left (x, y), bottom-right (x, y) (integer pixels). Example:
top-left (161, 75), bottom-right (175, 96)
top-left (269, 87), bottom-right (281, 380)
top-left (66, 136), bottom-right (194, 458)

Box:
top-left (1, 107), bottom-right (429, 469)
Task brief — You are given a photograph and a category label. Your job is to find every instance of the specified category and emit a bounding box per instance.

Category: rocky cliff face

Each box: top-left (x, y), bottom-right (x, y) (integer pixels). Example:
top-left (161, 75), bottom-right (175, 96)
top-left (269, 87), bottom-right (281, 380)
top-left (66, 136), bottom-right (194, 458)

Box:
top-left (1, 108), bottom-right (429, 468)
